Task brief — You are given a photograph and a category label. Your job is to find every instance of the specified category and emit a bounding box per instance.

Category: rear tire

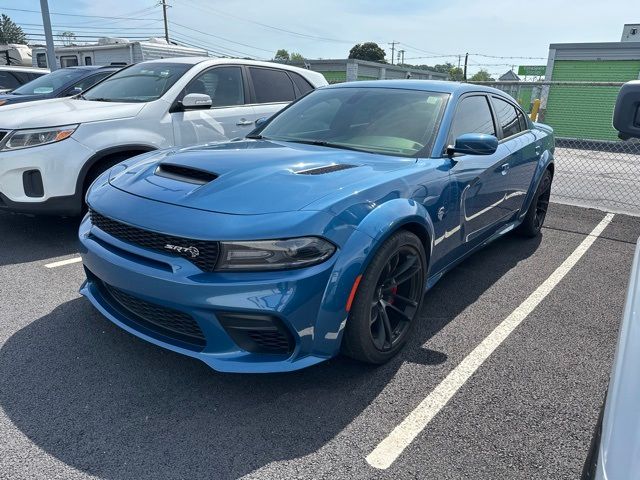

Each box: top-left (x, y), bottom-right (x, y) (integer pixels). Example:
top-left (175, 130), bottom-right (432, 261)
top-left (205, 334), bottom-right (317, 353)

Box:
top-left (342, 230), bottom-right (426, 364)
top-left (517, 169), bottom-right (552, 237)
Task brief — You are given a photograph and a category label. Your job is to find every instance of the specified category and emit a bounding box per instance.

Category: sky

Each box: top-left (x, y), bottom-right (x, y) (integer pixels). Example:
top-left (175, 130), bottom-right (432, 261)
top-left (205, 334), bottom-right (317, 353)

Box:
top-left (3, 0), bottom-right (639, 76)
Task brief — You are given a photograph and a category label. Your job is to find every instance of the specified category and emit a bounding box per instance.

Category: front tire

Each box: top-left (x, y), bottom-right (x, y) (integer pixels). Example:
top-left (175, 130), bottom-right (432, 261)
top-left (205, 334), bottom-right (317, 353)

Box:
top-left (517, 169), bottom-right (552, 237)
top-left (342, 230), bottom-right (426, 364)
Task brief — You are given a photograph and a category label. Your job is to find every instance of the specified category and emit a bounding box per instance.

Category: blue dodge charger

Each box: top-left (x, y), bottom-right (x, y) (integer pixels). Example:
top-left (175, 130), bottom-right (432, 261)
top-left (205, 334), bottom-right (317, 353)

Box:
top-left (79, 80), bottom-right (554, 373)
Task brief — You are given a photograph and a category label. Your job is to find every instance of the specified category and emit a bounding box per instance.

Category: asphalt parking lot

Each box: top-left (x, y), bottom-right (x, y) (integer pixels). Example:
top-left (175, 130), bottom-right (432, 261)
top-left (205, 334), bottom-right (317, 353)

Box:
top-left (1, 203), bottom-right (639, 480)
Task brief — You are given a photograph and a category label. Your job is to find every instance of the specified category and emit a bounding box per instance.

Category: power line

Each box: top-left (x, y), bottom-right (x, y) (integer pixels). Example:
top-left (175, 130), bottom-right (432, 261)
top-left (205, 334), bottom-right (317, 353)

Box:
top-left (1, 6), bottom-right (161, 21)
top-left (170, 20), bottom-right (274, 54)
top-left (172, 0), bottom-right (356, 44)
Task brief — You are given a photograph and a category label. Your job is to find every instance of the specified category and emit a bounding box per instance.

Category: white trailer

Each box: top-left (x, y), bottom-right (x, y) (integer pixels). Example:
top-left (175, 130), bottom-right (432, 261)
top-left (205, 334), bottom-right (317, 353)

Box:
top-left (0, 44), bottom-right (33, 66)
top-left (31, 37), bottom-right (208, 68)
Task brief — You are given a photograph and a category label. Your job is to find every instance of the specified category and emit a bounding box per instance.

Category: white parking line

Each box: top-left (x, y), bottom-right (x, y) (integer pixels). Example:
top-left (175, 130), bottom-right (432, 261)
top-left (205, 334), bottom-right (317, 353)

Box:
top-left (366, 213), bottom-right (615, 470)
top-left (44, 257), bottom-right (82, 269)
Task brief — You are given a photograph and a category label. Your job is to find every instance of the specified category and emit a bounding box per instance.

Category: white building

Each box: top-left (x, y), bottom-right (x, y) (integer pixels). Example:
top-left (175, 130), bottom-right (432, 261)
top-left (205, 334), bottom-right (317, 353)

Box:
top-left (621, 24), bottom-right (640, 42)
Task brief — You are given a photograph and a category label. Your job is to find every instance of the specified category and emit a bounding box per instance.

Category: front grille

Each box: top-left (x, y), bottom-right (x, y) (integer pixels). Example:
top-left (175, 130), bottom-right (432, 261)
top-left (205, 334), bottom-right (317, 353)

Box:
top-left (101, 281), bottom-right (206, 348)
top-left (90, 210), bottom-right (220, 272)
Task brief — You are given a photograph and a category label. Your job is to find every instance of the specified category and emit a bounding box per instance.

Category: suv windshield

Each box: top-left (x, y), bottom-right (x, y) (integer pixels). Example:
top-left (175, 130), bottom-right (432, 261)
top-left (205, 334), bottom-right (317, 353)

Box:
top-left (12, 68), bottom-right (86, 95)
top-left (258, 87), bottom-right (449, 157)
top-left (82, 62), bottom-right (192, 103)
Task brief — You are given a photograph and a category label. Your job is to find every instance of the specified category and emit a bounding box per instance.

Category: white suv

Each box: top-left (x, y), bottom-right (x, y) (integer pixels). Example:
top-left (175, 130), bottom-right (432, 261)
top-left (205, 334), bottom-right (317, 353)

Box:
top-left (0, 57), bottom-right (327, 215)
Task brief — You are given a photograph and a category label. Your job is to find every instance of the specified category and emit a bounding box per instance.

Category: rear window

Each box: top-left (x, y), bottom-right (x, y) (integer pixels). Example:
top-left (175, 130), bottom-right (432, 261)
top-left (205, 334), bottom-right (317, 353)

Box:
top-left (289, 71), bottom-right (314, 96)
top-left (249, 67), bottom-right (296, 103)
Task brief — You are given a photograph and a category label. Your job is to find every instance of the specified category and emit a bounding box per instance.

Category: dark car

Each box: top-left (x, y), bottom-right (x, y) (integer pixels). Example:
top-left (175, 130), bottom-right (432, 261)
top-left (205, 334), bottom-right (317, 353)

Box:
top-left (0, 66), bottom-right (120, 106)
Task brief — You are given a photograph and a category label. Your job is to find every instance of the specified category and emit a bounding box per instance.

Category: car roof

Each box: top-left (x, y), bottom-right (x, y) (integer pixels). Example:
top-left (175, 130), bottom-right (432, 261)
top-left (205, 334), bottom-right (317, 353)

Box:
top-left (324, 79), bottom-right (510, 97)
top-left (140, 56), bottom-right (315, 73)
top-left (0, 66), bottom-right (49, 73)
top-left (64, 65), bottom-right (121, 71)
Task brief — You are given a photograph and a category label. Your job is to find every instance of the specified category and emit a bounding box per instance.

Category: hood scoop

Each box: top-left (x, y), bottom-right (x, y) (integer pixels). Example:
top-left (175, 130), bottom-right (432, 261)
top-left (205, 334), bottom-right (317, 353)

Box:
top-left (295, 164), bottom-right (358, 175)
top-left (155, 163), bottom-right (218, 185)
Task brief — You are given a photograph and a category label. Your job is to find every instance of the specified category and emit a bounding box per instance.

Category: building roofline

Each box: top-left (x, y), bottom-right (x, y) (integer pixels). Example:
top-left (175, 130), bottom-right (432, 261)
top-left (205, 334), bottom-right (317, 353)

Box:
top-left (549, 41), bottom-right (640, 50)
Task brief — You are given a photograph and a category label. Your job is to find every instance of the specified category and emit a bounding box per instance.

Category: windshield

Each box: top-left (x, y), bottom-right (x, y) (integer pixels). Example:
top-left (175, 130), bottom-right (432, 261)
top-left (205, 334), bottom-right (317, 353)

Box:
top-left (12, 68), bottom-right (86, 95)
top-left (258, 87), bottom-right (449, 157)
top-left (82, 62), bottom-right (191, 103)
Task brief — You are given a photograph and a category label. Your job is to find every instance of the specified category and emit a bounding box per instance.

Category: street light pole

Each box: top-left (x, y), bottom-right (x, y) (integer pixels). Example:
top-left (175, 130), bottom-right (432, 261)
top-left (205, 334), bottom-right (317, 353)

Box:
top-left (39, 0), bottom-right (57, 70)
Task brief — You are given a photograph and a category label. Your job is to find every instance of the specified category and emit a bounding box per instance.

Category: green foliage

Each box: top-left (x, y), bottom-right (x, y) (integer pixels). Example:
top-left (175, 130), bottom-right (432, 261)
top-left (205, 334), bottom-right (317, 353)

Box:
top-left (348, 42), bottom-right (386, 63)
top-left (412, 62), bottom-right (464, 80)
top-left (290, 52), bottom-right (304, 62)
top-left (59, 31), bottom-right (76, 46)
top-left (470, 69), bottom-right (495, 81)
top-left (449, 67), bottom-right (465, 81)
top-left (0, 14), bottom-right (26, 44)
top-left (274, 49), bottom-right (290, 62)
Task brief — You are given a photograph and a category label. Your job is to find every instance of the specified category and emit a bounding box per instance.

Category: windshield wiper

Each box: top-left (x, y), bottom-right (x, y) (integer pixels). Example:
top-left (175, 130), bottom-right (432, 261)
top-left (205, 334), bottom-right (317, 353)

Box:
top-left (278, 138), bottom-right (365, 153)
top-left (245, 134), bottom-right (264, 139)
top-left (86, 97), bottom-right (113, 102)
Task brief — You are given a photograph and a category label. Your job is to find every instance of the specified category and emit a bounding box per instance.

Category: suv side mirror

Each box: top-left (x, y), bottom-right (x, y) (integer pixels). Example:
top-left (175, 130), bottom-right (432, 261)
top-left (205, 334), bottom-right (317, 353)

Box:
top-left (181, 93), bottom-right (212, 110)
top-left (254, 117), bottom-right (268, 128)
top-left (447, 133), bottom-right (498, 156)
top-left (613, 81), bottom-right (640, 140)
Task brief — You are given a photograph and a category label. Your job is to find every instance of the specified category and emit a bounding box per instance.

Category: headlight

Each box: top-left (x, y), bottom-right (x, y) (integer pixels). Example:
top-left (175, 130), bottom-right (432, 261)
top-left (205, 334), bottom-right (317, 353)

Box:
top-left (1, 124), bottom-right (79, 151)
top-left (217, 237), bottom-right (336, 271)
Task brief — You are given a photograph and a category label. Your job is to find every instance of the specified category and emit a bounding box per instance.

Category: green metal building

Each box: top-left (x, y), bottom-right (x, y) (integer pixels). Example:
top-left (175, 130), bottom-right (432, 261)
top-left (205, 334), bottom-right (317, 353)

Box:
top-left (542, 41), bottom-right (640, 141)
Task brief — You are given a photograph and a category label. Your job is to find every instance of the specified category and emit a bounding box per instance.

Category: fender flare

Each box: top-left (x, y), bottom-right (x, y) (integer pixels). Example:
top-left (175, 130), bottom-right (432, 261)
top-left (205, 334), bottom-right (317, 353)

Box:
top-left (518, 151), bottom-right (555, 220)
top-left (312, 199), bottom-right (435, 357)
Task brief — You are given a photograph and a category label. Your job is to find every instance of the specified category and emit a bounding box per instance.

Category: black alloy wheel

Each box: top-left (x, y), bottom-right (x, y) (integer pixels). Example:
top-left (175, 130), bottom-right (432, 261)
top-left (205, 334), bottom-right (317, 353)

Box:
top-left (517, 168), bottom-right (553, 237)
top-left (342, 230), bottom-right (426, 364)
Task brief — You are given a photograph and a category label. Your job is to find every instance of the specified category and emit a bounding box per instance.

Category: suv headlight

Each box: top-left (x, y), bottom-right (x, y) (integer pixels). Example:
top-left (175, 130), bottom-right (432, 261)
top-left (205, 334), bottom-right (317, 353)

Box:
top-left (217, 237), bottom-right (336, 271)
top-left (1, 124), bottom-right (79, 151)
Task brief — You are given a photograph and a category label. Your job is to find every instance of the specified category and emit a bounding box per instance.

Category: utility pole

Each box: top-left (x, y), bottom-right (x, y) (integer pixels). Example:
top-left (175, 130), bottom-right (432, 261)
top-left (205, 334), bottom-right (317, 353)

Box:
top-left (39, 0), bottom-right (57, 70)
top-left (457, 55), bottom-right (461, 69)
top-left (463, 52), bottom-right (468, 81)
top-left (389, 41), bottom-right (397, 65)
top-left (398, 49), bottom-right (405, 65)
top-left (161, 0), bottom-right (170, 43)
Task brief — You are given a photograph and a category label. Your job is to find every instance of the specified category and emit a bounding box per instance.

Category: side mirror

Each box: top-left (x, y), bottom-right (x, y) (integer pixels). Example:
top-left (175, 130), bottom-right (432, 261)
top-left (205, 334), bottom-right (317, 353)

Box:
top-left (254, 117), bottom-right (268, 128)
top-left (447, 133), bottom-right (498, 156)
top-left (181, 93), bottom-right (212, 110)
top-left (71, 86), bottom-right (83, 94)
top-left (613, 80), bottom-right (640, 140)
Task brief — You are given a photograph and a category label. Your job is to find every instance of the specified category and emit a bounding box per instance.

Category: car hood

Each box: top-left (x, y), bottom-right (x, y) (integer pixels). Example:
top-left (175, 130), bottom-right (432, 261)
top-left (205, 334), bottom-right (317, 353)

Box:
top-left (0, 97), bottom-right (145, 129)
top-left (0, 93), bottom-right (45, 105)
top-left (107, 139), bottom-right (413, 215)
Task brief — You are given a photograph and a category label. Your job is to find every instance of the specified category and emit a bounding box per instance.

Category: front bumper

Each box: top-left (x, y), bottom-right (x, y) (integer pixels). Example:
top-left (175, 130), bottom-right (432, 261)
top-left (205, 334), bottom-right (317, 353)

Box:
top-left (78, 211), bottom-right (351, 373)
top-left (0, 138), bottom-right (93, 214)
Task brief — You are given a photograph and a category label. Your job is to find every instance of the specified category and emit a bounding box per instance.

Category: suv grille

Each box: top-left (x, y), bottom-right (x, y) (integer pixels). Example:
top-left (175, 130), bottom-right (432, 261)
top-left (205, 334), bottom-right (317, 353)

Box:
top-left (90, 210), bottom-right (220, 272)
top-left (101, 281), bottom-right (206, 348)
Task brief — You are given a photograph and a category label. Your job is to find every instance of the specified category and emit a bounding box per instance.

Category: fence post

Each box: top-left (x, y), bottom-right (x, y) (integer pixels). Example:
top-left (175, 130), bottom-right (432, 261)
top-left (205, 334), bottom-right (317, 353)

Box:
top-left (530, 99), bottom-right (541, 122)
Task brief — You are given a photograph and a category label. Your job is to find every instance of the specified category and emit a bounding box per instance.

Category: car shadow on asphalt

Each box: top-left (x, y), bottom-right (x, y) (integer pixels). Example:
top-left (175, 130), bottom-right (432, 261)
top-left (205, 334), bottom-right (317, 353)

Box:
top-left (0, 233), bottom-right (541, 479)
top-left (0, 212), bottom-right (81, 266)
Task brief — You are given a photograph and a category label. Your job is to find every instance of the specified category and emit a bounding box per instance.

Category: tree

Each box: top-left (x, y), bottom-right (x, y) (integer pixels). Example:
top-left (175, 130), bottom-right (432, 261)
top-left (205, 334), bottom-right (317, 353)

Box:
top-left (274, 49), bottom-right (290, 62)
top-left (348, 42), bottom-right (386, 63)
top-left (290, 52), bottom-right (304, 62)
top-left (449, 67), bottom-right (465, 81)
top-left (470, 69), bottom-right (495, 82)
top-left (0, 14), bottom-right (27, 44)
top-left (59, 31), bottom-right (76, 46)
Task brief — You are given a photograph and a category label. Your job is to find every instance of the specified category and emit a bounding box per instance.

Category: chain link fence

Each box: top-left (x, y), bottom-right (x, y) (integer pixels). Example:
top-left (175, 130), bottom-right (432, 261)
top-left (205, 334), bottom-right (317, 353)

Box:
top-left (470, 81), bottom-right (640, 216)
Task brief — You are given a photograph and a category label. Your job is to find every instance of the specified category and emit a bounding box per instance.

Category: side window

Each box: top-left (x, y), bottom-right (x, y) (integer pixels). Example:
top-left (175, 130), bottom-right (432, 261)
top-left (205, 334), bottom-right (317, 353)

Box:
top-left (492, 96), bottom-right (523, 139)
top-left (60, 55), bottom-right (79, 67)
top-left (185, 66), bottom-right (244, 107)
top-left (448, 95), bottom-right (496, 144)
top-left (0, 72), bottom-right (20, 90)
top-left (249, 67), bottom-right (296, 103)
top-left (517, 110), bottom-right (529, 131)
top-left (289, 71), bottom-right (314, 96)
top-left (36, 53), bottom-right (48, 68)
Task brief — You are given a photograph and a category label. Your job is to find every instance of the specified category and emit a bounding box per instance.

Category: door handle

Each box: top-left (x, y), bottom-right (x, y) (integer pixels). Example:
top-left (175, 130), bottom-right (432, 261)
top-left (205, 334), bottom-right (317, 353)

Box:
top-left (236, 119), bottom-right (253, 126)
top-left (501, 163), bottom-right (510, 175)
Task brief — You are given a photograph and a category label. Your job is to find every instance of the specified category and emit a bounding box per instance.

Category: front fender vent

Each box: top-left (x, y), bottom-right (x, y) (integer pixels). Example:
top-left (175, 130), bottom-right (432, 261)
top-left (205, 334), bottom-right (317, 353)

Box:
top-left (155, 163), bottom-right (218, 185)
top-left (296, 164), bottom-right (357, 175)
